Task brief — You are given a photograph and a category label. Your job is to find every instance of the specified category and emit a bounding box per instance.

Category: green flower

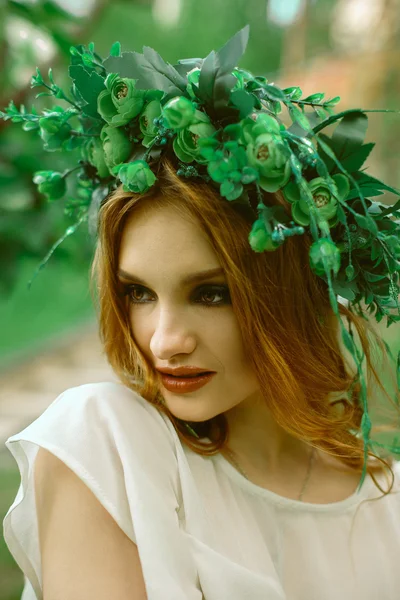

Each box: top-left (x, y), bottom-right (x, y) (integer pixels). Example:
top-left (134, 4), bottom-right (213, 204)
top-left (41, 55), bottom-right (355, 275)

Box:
top-left (232, 69), bottom-right (246, 92)
top-left (173, 110), bottom-right (216, 163)
top-left (249, 217), bottom-right (281, 252)
top-left (38, 116), bottom-right (72, 151)
top-left (139, 100), bottom-right (162, 147)
top-left (309, 238), bottom-right (341, 277)
top-left (33, 170), bottom-right (66, 200)
top-left (113, 160), bottom-right (156, 193)
top-left (201, 139), bottom-right (258, 200)
top-left (282, 174), bottom-right (350, 227)
top-left (186, 67), bottom-right (201, 100)
top-left (100, 125), bottom-right (132, 171)
top-left (84, 138), bottom-right (110, 179)
top-left (242, 113), bottom-right (291, 192)
top-left (162, 96), bottom-right (196, 130)
top-left (97, 73), bottom-right (146, 127)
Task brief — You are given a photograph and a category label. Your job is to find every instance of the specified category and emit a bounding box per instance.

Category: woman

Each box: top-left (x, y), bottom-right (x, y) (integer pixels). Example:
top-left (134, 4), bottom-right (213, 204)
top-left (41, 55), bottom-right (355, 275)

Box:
top-left (3, 28), bottom-right (400, 600)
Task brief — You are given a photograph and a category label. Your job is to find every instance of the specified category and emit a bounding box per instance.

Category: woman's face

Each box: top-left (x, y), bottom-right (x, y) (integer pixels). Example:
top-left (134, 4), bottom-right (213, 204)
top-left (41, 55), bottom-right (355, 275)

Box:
top-left (118, 203), bottom-right (261, 423)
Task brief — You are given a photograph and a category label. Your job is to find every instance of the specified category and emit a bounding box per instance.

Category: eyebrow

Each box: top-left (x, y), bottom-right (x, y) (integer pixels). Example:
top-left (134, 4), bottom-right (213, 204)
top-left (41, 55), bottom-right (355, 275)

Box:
top-left (117, 267), bottom-right (225, 286)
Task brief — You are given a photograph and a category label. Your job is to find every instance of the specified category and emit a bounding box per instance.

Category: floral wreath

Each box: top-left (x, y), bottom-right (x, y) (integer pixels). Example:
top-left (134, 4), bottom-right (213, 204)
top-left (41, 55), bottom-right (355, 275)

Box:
top-left (2, 25), bottom-right (400, 486)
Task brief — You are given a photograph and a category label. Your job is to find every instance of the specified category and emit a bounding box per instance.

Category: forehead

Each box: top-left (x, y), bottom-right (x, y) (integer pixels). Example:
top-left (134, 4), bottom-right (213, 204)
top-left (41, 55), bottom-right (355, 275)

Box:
top-left (118, 204), bottom-right (220, 271)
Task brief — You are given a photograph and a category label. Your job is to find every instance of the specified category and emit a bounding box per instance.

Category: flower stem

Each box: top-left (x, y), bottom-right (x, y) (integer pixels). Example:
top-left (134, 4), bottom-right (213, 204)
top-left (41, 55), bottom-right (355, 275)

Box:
top-left (61, 165), bottom-right (85, 179)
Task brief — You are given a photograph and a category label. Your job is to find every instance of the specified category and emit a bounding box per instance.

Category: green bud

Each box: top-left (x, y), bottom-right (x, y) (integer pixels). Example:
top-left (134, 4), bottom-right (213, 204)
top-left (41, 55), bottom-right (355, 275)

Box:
top-left (116, 160), bottom-right (156, 193)
top-left (33, 171), bottom-right (66, 200)
top-left (309, 239), bottom-right (341, 277)
top-left (248, 218), bottom-right (280, 252)
top-left (100, 125), bottom-right (132, 170)
top-left (139, 100), bottom-right (162, 147)
top-left (162, 96), bottom-right (196, 130)
top-left (38, 116), bottom-right (72, 151)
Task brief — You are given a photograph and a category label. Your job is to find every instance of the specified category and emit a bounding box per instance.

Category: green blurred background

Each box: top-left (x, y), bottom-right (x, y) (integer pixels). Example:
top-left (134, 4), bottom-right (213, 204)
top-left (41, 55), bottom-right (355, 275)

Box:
top-left (1, 0), bottom-right (400, 597)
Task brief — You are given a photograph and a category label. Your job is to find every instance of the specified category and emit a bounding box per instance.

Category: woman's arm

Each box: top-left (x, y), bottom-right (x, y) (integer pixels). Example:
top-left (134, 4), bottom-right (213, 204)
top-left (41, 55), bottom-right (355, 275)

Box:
top-left (34, 448), bottom-right (148, 599)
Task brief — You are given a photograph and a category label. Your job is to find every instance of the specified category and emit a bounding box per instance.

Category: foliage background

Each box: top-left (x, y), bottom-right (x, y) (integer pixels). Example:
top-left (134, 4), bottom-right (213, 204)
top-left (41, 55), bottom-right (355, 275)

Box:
top-left (1, 1), bottom-right (400, 598)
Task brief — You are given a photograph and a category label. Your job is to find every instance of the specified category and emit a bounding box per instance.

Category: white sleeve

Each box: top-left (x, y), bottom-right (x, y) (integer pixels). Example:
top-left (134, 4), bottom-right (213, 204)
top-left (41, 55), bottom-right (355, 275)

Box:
top-left (2, 381), bottom-right (204, 600)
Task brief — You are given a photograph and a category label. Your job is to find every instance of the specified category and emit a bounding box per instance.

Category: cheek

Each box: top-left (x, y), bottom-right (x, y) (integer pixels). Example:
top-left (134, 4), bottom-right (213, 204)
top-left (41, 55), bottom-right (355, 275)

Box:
top-left (127, 307), bottom-right (250, 370)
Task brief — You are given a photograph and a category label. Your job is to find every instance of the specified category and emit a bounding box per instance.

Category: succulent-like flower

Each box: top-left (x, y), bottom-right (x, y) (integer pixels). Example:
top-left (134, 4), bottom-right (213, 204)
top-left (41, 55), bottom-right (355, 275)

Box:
top-left (38, 116), bottom-right (72, 151)
top-left (139, 100), bottom-right (162, 147)
top-left (242, 113), bottom-right (291, 192)
top-left (162, 96), bottom-right (196, 130)
top-left (173, 110), bottom-right (216, 163)
top-left (282, 174), bottom-right (350, 227)
top-left (248, 217), bottom-right (281, 252)
top-left (100, 125), bottom-right (132, 171)
top-left (201, 138), bottom-right (258, 200)
top-left (113, 160), bottom-right (157, 193)
top-left (84, 138), bottom-right (110, 179)
top-left (97, 73), bottom-right (146, 127)
top-left (309, 238), bottom-right (341, 277)
top-left (33, 170), bottom-right (67, 200)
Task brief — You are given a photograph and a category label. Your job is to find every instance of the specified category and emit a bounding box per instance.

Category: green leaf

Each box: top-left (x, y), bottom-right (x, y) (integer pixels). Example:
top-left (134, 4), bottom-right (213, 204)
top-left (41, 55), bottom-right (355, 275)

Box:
top-left (230, 89), bottom-right (256, 119)
top-left (370, 241), bottom-right (382, 261)
top-left (347, 172), bottom-right (400, 200)
top-left (263, 84), bottom-right (286, 101)
top-left (340, 143), bottom-right (374, 173)
top-left (354, 213), bottom-right (378, 235)
top-left (288, 105), bottom-right (312, 132)
top-left (365, 290), bottom-right (374, 305)
top-left (325, 96), bottom-right (341, 106)
top-left (221, 179), bottom-right (235, 197)
top-left (110, 42), bottom-right (121, 57)
top-left (336, 203), bottom-right (347, 225)
top-left (143, 45), bottom-right (189, 93)
top-left (282, 86), bottom-right (302, 101)
top-left (217, 25), bottom-right (250, 71)
top-left (363, 271), bottom-right (388, 283)
top-left (198, 26), bottom-right (250, 110)
top-left (331, 112), bottom-right (368, 162)
top-left (314, 106), bottom-right (328, 120)
top-left (332, 282), bottom-right (356, 301)
top-left (104, 50), bottom-right (187, 97)
top-left (68, 64), bottom-right (105, 118)
top-left (303, 93), bottom-right (325, 103)
top-left (313, 108), bottom-right (366, 135)
top-left (35, 92), bottom-right (52, 99)
top-left (22, 121), bottom-right (40, 131)
top-left (374, 197), bottom-right (400, 219)
top-left (342, 327), bottom-right (356, 355)
top-left (272, 100), bottom-right (282, 115)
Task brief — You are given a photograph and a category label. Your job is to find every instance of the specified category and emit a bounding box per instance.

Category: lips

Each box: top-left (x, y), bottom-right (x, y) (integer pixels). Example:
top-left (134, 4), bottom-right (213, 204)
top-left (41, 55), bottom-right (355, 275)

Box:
top-left (159, 371), bottom-right (215, 393)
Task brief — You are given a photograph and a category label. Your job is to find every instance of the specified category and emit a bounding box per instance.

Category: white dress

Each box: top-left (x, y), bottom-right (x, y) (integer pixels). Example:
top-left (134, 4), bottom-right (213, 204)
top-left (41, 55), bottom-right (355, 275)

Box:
top-left (3, 381), bottom-right (400, 600)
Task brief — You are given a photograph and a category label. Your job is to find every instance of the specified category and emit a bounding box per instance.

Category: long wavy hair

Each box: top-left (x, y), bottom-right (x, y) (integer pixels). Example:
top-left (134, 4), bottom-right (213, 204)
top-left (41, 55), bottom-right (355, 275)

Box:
top-left (92, 153), bottom-right (400, 497)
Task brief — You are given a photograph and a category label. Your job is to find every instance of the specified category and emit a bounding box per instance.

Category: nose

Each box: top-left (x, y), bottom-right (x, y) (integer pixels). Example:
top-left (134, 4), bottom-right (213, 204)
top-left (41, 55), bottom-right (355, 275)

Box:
top-left (149, 306), bottom-right (197, 360)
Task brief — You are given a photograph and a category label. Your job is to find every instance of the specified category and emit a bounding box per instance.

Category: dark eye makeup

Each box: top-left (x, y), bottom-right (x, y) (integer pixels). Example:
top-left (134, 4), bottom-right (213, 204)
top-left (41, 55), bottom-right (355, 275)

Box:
top-left (121, 283), bottom-right (231, 308)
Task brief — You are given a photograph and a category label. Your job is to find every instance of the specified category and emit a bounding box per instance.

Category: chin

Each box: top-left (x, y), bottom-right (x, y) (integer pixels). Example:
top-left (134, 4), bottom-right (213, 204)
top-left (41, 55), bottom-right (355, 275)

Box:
top-left (161, 393), bottom-right (222, 424)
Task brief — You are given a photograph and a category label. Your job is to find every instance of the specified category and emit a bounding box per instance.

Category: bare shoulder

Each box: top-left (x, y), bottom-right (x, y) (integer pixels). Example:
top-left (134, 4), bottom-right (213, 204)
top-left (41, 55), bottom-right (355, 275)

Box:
top-left (34, 448), bottom-right (148, 599)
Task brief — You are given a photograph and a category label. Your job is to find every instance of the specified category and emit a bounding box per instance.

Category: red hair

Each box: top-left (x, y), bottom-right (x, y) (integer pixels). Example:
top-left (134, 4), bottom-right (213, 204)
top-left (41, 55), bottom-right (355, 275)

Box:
top-left (92, 153), bottom-right (400, 497)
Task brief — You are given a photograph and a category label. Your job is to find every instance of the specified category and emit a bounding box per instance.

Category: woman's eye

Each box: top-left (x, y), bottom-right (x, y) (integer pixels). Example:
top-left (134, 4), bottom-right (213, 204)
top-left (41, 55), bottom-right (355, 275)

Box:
top-left (195, 285), bottom-right (231, 306)
top-left (124, 285), bottom-right (152, 304)
top-left (123, 284), bottom-right (230, 307)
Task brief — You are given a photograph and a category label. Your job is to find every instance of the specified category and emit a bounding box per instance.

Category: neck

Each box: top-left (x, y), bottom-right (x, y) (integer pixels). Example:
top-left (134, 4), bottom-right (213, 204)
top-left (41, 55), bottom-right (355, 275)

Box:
top-left (214, 391), bottom-right (313, 477)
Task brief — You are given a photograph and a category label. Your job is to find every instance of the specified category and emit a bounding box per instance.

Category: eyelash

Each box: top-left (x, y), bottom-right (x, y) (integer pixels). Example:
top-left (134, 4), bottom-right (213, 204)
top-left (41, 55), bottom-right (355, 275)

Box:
top-left (122, 284), bottom-right (231, 308)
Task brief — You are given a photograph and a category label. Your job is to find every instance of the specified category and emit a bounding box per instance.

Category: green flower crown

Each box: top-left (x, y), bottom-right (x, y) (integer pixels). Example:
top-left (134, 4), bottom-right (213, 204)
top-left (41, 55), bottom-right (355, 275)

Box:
top-left (2, 25), bottom-right (400, 485)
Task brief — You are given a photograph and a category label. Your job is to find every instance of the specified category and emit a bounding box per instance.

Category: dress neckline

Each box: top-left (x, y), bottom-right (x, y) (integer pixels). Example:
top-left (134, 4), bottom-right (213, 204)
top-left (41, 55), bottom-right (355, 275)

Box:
top-left (213, 452), bottom-right (375, 513)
